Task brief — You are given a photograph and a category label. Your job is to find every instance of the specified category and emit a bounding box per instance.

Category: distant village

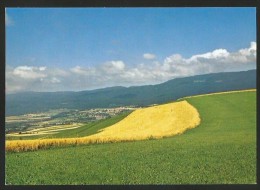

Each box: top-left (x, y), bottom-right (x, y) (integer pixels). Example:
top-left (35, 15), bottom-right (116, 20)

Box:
top-left (5, 106), bottom-right (137, 134)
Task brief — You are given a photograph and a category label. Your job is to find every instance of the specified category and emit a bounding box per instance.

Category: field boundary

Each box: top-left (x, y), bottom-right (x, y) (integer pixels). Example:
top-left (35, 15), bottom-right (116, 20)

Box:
top-left (178, 88), bottom-right (256, 100)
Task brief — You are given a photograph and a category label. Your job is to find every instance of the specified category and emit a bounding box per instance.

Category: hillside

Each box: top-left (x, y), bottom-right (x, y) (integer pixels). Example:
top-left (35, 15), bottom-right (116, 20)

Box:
top-left (6, 90), bottom-right (256, 184)
top-left (6, 100), bottom-right (200, 151)
top-left (6, 69), bottom-right (256, 116)
top-left (86, 100), bottom-right (200, 140)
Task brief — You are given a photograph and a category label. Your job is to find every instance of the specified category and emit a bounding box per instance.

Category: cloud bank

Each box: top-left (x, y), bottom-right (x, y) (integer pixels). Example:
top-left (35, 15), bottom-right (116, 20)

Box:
top-left (6, 42), bottom-right (256, 93)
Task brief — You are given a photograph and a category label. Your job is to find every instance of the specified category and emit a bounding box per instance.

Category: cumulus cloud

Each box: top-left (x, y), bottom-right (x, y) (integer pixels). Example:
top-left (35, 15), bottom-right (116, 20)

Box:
top-left (13, 66), bottom-right (47, 79)
top-left (101, 61), bottom-right (125, 74)
top-left (70, 66), bottom-right (92, 75)
top-left (189, 49), bottom-right (230, 61)
top-left (143, 53), bottom-right (156, 60)
top-left (6, 42), bottom-right (256, 93)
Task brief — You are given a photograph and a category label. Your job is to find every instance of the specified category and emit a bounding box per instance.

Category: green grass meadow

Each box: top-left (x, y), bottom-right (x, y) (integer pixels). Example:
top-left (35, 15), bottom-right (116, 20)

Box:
top-left (5, 91), bottom-right (256, 184)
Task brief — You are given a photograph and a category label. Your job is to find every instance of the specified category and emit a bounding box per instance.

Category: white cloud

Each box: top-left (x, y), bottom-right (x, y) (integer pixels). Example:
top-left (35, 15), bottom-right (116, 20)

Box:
top-left (6, 42), bottom-right (256, 93)
top-left (143, 53), bottom-right (156, 60)
top-left (103, 61), bottom-right (125, 71)
top-left (160, 42), bottom-right (256, 77)
top-left (71, 66), bottom-right (88, 75)
top-left (70, 66), bottom-right (97, 78)
top-left (13, 66), bottom-right (47, 79)
top-left (189, 49), bottom-right (229, 61)
top-left (239, 41), bottom-right (256, 56)
top-left (39, 67), bottom-right (46, 71)
top-left (50, 77), bottom-right (61, 83)
top-left (101, 61), bottom-right (125, 75)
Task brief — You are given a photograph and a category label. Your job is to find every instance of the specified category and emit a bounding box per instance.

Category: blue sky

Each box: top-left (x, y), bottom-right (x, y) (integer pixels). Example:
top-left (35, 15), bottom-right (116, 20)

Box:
top-left (6, 8), bottom-right (256, 93)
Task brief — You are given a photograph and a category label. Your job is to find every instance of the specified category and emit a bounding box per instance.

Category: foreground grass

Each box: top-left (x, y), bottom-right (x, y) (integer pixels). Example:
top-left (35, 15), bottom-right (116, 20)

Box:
top-left (5, 91), bottom-right (256, 184)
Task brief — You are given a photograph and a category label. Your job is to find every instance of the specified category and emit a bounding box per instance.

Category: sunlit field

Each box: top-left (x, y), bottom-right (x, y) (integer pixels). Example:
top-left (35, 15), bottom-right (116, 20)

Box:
top-left (5, 90), bottom-right (256, 184)
top-left (6, 123), bottom-right (83, 137)
top-left (6, 100), bottom-right (200, 152)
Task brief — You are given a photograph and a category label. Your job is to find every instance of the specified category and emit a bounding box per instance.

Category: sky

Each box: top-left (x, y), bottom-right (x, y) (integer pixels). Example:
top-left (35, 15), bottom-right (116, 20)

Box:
top-left (6, 8), bottom-right (256, 93)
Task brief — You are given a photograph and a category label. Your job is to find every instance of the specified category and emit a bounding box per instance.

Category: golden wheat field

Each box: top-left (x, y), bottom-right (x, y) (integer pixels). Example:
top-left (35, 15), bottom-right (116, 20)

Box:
top-left (6, 100), bottom-right (200, 152)
top-left (88, 100), bottom-right (200, 140)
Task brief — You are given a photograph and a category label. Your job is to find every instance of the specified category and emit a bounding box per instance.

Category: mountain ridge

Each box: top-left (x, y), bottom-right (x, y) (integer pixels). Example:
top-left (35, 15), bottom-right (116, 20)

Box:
top-left (6, 69), bottom-right (256, 116)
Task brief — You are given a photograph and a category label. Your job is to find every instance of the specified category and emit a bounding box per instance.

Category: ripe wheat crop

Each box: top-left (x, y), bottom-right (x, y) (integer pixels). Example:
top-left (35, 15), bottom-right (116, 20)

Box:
top-left (87, 100), bottom-right (200, 140)
top-left (6, 100), bottom-right (200, 152)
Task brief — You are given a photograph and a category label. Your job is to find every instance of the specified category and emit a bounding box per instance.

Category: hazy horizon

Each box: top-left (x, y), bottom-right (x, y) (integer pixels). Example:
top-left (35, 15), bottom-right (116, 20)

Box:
top-left (6, 69), bottom-right (256, 95)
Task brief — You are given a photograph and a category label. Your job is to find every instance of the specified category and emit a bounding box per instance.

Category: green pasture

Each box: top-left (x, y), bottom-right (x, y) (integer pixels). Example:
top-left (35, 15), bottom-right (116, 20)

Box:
top-left (5, 91), bottom-right (256, 184)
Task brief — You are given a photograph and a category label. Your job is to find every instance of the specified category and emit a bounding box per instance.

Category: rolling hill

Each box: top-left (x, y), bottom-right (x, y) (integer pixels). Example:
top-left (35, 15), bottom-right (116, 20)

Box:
top-left (6, 69), bottom-right (256, 116)
top-left (6, 100), bottom-right (201, 151)
top-left (5, 90), bottom-right (256, 184)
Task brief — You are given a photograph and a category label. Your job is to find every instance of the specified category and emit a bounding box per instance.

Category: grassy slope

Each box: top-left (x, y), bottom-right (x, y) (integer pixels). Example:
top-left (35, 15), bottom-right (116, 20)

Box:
top-left (5, 91), bottom-right (256, 184)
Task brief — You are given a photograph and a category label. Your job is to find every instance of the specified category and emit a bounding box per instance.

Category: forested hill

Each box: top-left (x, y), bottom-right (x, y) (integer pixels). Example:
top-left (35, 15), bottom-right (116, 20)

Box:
top-left (6, 69), bottom-right (256, 116)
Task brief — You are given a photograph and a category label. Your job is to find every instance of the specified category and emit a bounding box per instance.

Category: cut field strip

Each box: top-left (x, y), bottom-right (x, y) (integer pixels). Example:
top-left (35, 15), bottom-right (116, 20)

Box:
top-left (6, 100), bottom-right (200, 152)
